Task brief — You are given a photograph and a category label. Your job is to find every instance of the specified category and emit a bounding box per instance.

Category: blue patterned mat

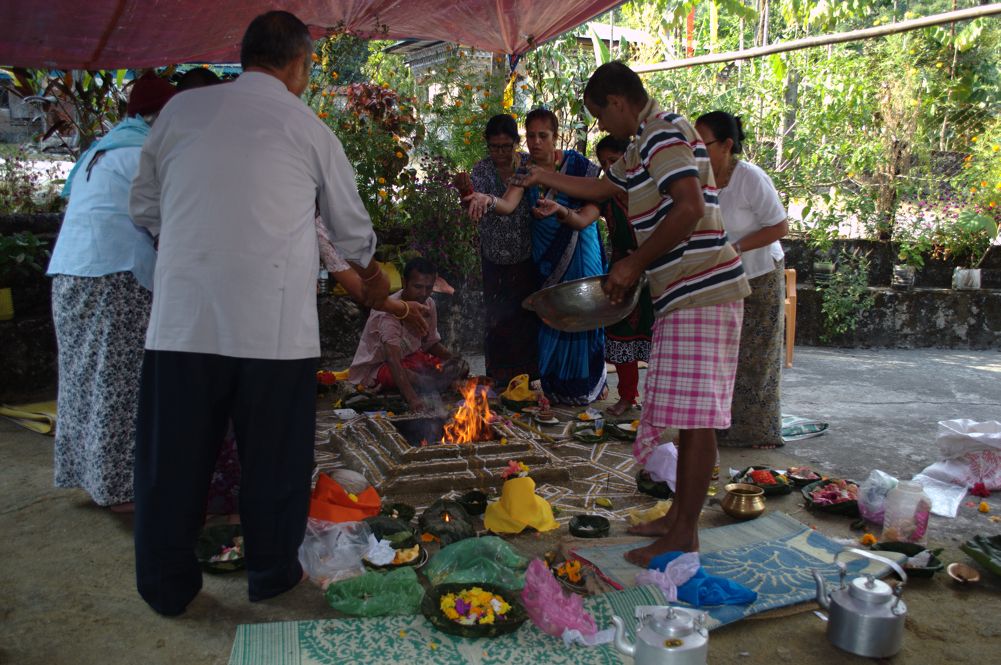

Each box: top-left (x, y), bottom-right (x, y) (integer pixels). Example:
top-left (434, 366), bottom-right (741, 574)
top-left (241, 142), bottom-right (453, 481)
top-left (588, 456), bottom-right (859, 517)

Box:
top-left (228, 584), bottom-right (667, 665)
top-left (572, 512), bottom-right (905, 631)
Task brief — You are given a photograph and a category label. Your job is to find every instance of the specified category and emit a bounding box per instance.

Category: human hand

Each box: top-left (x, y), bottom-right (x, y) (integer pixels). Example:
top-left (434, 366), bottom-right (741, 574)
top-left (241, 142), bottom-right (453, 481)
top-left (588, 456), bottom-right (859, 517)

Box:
top-left (509, 165), bottom-right (542, 188)
top-left (401, 301), bottom-right (430, 337)
top-left (603, 256), bottom-right (644, 305)
top-left (533, 198), bottom-right (565, 221)
top-left (407, 395), bottom-right (427, 413)
top-left (462, 192), bottom-right (492, 221)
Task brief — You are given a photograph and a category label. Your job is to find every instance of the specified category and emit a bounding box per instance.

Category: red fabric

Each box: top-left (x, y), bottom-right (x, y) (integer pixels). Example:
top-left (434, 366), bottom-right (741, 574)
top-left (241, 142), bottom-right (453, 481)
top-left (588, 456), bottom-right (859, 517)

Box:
top-left (614, 361), bottom-right (639, 404)
top-left (126, 72), bottom-right (176, 116)
top-left (374, 350), bottom-right (441, 390)
top-left (0, 1), bottom-right (621, 69)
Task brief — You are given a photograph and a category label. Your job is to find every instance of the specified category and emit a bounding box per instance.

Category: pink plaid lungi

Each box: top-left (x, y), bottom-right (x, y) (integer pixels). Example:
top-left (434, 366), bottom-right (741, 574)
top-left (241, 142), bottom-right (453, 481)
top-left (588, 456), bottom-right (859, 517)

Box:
top-left (633, 301), bottom-right (743, 464)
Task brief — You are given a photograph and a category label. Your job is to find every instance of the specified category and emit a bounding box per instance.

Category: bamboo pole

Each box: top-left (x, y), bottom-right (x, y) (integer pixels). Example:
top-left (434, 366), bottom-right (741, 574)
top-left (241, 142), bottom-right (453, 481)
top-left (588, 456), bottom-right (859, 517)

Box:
top-left (633, 5), bottom-right (1001, 74)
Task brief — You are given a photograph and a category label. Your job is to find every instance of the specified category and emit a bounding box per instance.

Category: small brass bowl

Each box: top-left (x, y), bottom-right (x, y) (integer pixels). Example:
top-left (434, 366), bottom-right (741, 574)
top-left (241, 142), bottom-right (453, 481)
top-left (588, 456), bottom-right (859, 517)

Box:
top-left (721, 483), bottom-right (766, 520)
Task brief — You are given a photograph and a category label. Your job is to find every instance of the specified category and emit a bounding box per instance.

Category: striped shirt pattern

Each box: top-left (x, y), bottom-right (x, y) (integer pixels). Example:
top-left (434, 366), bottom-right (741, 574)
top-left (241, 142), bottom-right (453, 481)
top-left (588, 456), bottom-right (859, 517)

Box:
top-left (608, 101), bottom-right (750, 316)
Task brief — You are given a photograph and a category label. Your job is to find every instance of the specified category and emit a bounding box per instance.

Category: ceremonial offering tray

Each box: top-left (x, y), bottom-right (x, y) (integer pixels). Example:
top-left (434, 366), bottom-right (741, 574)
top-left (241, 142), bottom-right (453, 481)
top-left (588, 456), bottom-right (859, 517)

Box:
top-left (422, 583), bottom-right (527, 638)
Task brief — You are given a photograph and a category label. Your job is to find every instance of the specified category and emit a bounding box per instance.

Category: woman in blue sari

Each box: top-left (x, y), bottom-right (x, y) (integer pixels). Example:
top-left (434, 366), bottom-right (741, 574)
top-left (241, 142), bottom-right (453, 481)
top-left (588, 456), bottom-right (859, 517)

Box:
top-left (465, 109), bottom-right (607, 404)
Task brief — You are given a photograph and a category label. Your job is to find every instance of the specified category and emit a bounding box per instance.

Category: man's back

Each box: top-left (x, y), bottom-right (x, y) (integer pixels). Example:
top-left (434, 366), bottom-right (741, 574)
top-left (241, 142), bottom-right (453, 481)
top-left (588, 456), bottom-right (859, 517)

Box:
top-left (131, 71), bottom-right (376, 360)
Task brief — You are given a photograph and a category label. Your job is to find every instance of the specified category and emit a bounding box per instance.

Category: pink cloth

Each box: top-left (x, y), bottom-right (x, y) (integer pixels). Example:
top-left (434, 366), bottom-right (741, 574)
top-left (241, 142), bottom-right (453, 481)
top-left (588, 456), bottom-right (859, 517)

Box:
top-left (633, 302), bottom-right (743, 464)
top-left (347, 292), bottom-right (441, 387)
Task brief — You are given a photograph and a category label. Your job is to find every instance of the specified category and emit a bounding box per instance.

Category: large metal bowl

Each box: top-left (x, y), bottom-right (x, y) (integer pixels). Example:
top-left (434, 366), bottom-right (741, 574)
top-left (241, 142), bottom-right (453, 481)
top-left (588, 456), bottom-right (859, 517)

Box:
top-left (522, 274), bottom-right (647, 333)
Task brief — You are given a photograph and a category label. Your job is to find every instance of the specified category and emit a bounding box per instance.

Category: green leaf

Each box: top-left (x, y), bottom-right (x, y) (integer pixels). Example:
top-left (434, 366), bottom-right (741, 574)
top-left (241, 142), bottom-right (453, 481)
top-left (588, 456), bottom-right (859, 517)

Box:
top-left (589, 25), bottom-right (611, 66)
top-left (769, 53), bottom-right (787, 82)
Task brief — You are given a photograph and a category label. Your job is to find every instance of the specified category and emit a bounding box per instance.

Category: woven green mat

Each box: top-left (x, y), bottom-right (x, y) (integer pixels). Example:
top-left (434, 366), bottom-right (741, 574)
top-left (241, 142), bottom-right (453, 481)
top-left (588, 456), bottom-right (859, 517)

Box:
top-left (228, 584), bottom-right (666, 665)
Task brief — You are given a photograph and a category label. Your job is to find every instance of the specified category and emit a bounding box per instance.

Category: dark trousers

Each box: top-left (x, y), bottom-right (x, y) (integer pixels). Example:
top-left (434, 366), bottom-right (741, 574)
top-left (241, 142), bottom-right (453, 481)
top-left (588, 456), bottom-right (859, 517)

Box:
top-left (133, 350), bottom-right (317, 615)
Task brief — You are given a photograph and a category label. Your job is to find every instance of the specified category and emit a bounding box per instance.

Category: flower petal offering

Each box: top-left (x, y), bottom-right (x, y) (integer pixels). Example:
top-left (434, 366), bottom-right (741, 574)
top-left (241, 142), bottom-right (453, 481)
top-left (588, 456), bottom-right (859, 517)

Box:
top-left (422, 582), bottom-right (528, 638)
top-left (440, 586), bottom-right (512, 626)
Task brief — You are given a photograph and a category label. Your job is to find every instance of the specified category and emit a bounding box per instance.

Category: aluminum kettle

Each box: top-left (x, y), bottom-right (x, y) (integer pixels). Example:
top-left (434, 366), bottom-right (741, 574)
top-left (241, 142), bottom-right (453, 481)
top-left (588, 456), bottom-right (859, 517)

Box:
top-left (812, 547), bottom-right (908, 658)
top-left (611, 605), bottom-right (708, 665)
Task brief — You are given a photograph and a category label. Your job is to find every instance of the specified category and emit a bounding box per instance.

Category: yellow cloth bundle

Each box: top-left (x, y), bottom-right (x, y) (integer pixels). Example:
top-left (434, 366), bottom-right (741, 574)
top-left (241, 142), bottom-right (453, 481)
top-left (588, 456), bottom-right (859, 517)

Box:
top-left (483, 476), bottom-right (559, 534)
top-left (500, 374), bottom-right (536, 403)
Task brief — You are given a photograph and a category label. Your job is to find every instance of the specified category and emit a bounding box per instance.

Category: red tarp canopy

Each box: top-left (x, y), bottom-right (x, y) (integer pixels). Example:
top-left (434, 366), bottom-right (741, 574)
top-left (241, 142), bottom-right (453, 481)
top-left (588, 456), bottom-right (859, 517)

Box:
top-left (0, 1), bottom-right (623, 69)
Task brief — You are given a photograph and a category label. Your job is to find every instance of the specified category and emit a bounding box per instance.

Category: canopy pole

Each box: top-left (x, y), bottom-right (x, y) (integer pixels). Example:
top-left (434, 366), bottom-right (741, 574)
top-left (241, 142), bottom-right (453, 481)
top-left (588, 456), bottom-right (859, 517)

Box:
top-left (633, 4), bottom-right (1001, 74)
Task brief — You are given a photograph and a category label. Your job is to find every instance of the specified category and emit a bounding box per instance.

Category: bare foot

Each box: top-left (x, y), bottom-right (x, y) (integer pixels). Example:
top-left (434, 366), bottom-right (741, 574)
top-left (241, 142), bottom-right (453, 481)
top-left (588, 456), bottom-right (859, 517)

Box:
top-left (598, 385), bottom-right (610, 401)
top-left (605, 399), bottom-right (633, 417)
top-left (626, 514), bottom-right (674, 537)
top-left (624, 532), bottom-right (699, 567)
top-left (108, 502), bottom-right (135, 513)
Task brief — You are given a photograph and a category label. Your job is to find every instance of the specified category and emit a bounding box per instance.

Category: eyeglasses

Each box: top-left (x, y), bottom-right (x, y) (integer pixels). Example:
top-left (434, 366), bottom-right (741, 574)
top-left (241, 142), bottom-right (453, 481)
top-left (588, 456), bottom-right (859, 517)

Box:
top-left (487, 143), bottom-right (515, 152)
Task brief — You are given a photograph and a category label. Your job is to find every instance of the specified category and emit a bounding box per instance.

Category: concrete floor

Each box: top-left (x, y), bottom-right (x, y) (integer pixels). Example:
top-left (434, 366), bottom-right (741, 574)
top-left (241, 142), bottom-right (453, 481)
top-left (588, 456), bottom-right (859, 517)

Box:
top-left (1, 347), bottom-right (999, 664)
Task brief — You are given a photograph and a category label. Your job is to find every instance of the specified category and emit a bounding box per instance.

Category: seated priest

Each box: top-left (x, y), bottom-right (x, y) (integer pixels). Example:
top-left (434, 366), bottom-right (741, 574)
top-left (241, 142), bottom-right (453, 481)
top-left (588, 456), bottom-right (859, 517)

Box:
top-left (348, 257), bottom-right (469, 412)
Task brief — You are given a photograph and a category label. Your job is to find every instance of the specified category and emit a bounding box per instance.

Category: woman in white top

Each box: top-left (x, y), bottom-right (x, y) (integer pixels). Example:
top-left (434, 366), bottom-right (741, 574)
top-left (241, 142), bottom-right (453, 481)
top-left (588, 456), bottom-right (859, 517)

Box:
top-left (696, 111), bottom-right (789, 448)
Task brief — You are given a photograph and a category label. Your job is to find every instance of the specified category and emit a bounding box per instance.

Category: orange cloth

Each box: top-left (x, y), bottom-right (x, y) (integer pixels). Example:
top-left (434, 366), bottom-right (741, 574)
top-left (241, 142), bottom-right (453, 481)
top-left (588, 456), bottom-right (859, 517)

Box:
top-left (308, 472), bottom-right (381, 523)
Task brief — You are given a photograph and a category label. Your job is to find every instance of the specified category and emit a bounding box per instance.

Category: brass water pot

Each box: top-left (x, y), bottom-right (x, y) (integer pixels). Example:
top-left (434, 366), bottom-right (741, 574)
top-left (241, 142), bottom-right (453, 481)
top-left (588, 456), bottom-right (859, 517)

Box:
top-left (721, 483), bottom-right (766, 519)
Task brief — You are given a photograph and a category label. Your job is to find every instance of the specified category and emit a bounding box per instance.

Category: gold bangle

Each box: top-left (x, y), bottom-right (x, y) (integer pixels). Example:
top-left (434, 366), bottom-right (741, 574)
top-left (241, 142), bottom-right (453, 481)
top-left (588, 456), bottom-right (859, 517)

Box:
top-left (362, 267), bottom-right (383, 282)
top-left (393, 300), bottom-right (411, 320)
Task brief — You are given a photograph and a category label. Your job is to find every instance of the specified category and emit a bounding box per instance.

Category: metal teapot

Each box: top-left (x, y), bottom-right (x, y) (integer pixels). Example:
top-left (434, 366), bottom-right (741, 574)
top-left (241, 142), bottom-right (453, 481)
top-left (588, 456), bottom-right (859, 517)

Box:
top-left (812, 547), bottom-right (908, 658)
top-left (611, 605), bottom-right (708, 665)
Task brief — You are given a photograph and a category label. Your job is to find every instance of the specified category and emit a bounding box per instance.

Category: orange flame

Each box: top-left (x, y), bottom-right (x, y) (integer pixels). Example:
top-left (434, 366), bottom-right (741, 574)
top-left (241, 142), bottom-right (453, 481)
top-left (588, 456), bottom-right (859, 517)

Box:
top-left (442, 380), bottom-right (494, 444)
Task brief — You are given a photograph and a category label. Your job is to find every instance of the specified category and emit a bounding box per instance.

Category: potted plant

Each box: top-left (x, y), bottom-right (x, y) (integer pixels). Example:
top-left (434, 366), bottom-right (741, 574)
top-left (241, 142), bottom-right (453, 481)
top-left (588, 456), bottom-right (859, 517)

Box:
top-left (934, 209), bottom-right (998, 290)
top-left (892, 224), bottom-right (933, 291)
top-left (0, 231), bottom-right (51, 320)
top-left (819, 248), bottom-right (875, 343)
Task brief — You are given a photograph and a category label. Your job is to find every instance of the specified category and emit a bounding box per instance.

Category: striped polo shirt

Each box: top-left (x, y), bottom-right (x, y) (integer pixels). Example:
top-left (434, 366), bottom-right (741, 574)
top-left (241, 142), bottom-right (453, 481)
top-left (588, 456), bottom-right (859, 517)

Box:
top-left (607, 100), bottom-right (750, 317)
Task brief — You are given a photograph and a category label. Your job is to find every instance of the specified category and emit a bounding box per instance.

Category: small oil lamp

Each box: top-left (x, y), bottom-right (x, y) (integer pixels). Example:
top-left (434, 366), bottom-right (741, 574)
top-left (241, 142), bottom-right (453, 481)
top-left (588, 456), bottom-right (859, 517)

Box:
top-left (418, 500), bottom-right (474, 546)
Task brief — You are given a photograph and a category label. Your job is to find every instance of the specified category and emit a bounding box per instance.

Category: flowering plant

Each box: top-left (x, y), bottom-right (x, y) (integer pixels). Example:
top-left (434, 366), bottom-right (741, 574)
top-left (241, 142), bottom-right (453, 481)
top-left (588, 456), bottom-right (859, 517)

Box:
top-left (439, 586), bottom-right (512, 626)
top-left (501, 460), bottom-right (529, 480)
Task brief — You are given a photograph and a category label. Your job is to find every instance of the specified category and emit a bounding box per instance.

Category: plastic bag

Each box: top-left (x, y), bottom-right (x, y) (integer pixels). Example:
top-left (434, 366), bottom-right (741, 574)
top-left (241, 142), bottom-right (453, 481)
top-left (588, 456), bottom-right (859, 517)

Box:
top-left (298, 519), bottom-right (372, 586)
top-left (423, 536), bottom-right (529, 589)
top-left (858, 469), bottom-right (898, 524)
top-left (521, 559), bottom-right (596, 637)
top-left (919, 420), bottom-right (1001, 490)
top-left (324, 567), bottom-right (424, 616)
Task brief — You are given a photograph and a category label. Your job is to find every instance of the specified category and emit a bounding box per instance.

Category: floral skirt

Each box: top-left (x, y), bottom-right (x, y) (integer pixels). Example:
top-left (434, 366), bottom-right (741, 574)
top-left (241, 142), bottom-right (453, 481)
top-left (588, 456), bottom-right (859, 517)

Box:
top-left (51, 272), bottom-right (151, 505)
top-left (716, 263), bottom-right (785, 448)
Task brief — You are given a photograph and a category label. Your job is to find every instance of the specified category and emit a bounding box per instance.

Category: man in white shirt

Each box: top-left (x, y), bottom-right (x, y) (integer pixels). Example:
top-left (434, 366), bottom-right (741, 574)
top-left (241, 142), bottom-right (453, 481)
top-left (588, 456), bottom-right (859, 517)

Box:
top-left (128, 10), bottom-right (388, 616)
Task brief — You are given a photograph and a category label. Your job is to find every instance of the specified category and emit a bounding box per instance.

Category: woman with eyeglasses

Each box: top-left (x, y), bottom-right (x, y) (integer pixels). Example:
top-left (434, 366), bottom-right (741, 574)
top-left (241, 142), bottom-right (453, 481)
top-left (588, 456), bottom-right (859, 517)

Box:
top-left (468, 114), bottom-right (539, 386)
top-left (466, 109), bottom-right (607, 405)
top-left (695, 111), bottom-right (789, 449)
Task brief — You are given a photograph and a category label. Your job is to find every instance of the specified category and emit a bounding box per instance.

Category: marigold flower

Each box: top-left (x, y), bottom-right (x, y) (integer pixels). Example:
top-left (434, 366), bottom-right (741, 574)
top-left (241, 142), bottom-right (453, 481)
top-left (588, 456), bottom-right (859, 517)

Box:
top-left (859, 533), bottom-right (878, 546)
top-left (331, 71), bottom-right (339, 80)
top-left (463, 138), bottom-right (470, 145)
top-left (395, 151), bottom-right (404, 158)
top-left (979, 501), bottom-right (990, 513)
top-left (317, 111), bottom-right (329, 119)
top-left (378, 177), bottom-right (386, 185)
top-left (378, 189), bottom-right (388, 198)
top-left (971, 136), bottom-right (978, 142)
top-left (311, 53), bottom-right (320, 63)
top-left (347, 493), bottom-right (358, 502)
top-left (455, 100), bottom-right (463, 107)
